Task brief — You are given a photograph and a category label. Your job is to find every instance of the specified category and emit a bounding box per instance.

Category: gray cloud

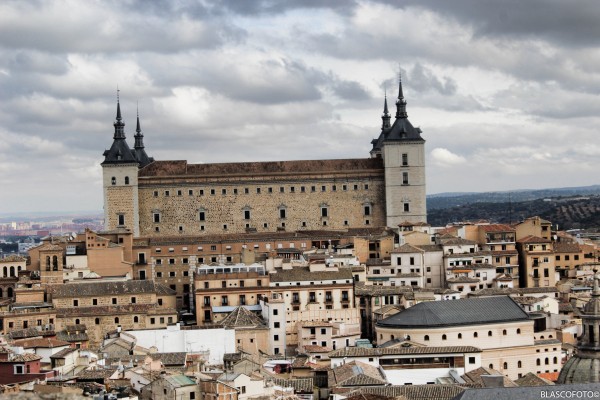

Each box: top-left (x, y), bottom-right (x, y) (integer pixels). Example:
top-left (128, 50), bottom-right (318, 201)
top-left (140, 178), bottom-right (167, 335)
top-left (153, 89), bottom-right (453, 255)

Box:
top-left (0, 0), bottom-right (598, 213)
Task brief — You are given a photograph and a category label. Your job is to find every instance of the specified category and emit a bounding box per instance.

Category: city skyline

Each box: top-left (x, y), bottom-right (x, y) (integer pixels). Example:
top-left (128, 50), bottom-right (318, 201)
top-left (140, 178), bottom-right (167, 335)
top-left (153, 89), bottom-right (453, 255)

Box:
top-left (2, 1), bottom-right (600, 213)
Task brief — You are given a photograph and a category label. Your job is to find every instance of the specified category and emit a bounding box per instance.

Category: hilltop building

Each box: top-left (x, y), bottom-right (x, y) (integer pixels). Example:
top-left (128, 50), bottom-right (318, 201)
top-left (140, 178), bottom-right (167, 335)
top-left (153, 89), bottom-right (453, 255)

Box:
top-left (102, 78), bottom-right (427, 237)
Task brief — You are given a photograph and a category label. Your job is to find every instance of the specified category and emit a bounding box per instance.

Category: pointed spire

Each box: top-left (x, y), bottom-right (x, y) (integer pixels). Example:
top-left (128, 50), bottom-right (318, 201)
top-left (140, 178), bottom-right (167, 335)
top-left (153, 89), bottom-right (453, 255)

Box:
top-left (113, 89), bottom-right (126, 140)
top-left (381, 91), bottom-right (391, 130)
top-left (134, 105), bottom-right (144, 150)
top-left (593, 269), bottom-right (600, 298)
top-left (395, 70), bottom-right (408, 119)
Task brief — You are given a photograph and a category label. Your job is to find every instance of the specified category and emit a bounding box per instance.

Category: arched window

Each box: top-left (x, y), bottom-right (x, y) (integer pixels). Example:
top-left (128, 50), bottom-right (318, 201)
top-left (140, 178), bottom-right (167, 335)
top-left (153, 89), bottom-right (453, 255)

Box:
top-left (518, 361), bottom-right (522, 368)
top-left (503, 329), bottom-right (507, 336)
top-left (124, 176), bottom-right (130, 185)
top-left (458, 333), bottom-right (462, 339)
top-left (553, 357), bottom-right (558, 364)
top-left (52, 256), bottom-right (58, 270)
top-left (95, 318), bottom-right (100, 325)
top-left (46, 256), bottom-right (51, 271)
top-left (7, 287), bottom-right (13, 298)
top-left (549, 334), bottom-right (553, 338)
top-left (406, 335), bottom-right (411, 340)
top-left (536, 359), bottom-right (541, 366)
top-left (489, 364), bottom-right (493, 369)
top-left (488, 330), bottom-right (493, 337)
top-left (424, 335), bottom-right (430, 341)
top-left (474, 332), bottom-right (478, 338)
top-left (17, 266), bottom-right (21, 272)
top-left (540, 335), bottom-right (545, 339)
top-left (111, 177), bottom-right (116, 185)
top-left (75, 319), bottom-right (80, 325)
top-left (503, 362), bottom-right (508, 369)
top-left (115, 317), bottom-right (120, 324)
top-left (517, 328), bottom-right (521, 334)
top-left (9, 266), bottom-right (14, 277)
top-left (2, 266), bottom-right (6, 276)
top-left (0, 288), bottom-right (3, 297)
top-left (134, 316), bottom-right (139, 323)
top-left (545, 357), bottom-right (549, 365)
top-left (442, 334), bottom-right (447, 340)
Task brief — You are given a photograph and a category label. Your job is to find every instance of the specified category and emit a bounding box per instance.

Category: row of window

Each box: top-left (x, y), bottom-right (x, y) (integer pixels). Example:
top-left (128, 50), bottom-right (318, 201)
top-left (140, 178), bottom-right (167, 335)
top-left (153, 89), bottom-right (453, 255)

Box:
top-left (1, 265), bottom-right (22, 278)
top-left (384, 328), bottom-right (523, 342)
top-left (153, 204), bottom-right (360, 223)
top-left (73, 297), bottom-right (142, 306)
top-left (111, 176), bottom-right (130, 185)
top-left (153, 183), bottom-right (372, 198)
top-left (83, 316), bottom-right (174, 325)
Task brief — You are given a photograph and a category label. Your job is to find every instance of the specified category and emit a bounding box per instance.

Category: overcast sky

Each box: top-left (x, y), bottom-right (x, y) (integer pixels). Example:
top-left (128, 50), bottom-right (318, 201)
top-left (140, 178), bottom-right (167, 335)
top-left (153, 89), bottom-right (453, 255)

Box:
top-left (1, 0), bottom-right (600, 214)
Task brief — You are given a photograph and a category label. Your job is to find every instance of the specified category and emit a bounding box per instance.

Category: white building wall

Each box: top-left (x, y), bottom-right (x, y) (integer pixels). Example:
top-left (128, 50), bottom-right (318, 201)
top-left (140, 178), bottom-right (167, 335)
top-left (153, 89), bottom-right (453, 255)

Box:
top-left (126, 325), bottom-right (235, 365)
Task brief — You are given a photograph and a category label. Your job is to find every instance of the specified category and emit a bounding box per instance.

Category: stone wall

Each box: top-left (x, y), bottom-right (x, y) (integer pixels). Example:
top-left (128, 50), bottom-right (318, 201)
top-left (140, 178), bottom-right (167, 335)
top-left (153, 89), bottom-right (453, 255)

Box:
top-left (137, 171), bottom-right (386, 236)
top-left (103, 164), bottom-right (139, 235)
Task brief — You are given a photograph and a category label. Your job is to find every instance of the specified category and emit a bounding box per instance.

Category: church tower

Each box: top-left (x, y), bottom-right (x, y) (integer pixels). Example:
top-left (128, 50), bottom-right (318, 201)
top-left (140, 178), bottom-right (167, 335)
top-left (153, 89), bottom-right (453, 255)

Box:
top-left (371, 75), bottom-right (427, 226)
top-left (558, 271), bottom-right (600, 383)
top-left (101, 98), bottom-right (141, 236)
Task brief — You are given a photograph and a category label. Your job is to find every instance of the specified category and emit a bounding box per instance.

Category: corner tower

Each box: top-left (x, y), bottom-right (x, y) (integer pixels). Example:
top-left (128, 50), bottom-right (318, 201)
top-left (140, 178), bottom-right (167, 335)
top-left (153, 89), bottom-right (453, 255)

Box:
top-left (101, 98), bottom-right (141, 236)
top-left (371, 75), bottom-right (427, 226)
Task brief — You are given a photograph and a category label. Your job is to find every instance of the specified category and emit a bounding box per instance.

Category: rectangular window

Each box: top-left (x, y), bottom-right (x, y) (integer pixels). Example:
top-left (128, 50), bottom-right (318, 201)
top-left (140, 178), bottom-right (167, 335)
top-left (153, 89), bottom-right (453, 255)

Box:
top-left (301, 186), bottom-right (305, 193)
top-left (153, 213), bottom-right (160, 223)
top-left (402, 153), bottom-right (408, 166)
top-left (311, 186), bottom-right (316, 192)
top-left (188, 189), bottom-right (193, 196)
top-left (280, 187), bottom-right (285, 193)
top-left (332, 185), bottom-right (337, 191)
top-left (321, 185), bottom-right (326, 192)
top-left (364, 205), bottom-right (371, 216)
top-left (280, 209), bottom-right (286, 219)
top-left (403, 172), bottom-right (409, 185)
top-left (268, 187), bottom-right (273, 193)
top-left (73, 300), bottom-right (78, 306)
top-left (321, 207), bottom-right (328, 217)
top-left (233, 188), bottom-right (238, 195)
top-left (199, 189), bottom-right (204, 196)
top-left (210, 189), bottom-right (215, 195)
top-left (222, 188), bottom-right (226, 195)
top-left (256, 187), bottom-right (261, 194)
top-left (404, 203), bottom-right (410, 212)
top-left (118, 214), bottom-right (125, 226)
top-left (410, 257), bottom-right (415, 265)
top-left (244, 210), bottom-right (251, 220)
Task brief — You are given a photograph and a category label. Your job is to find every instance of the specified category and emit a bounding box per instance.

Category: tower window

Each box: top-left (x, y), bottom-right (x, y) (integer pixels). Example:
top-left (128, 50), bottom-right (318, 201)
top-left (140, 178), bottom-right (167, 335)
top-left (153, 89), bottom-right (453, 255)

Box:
top-left (321, 207), bottom-right (328, 217)
top-left (153, 213), bottom-right (161, 223)
top-left (199, 211), bottom-right (205, 221)
top-left (404, 203), bottom-right (410, 212)
top-left (244, 210), bottom-right (251, 220)
top-left (188, 189), bottom-right (193, 196)
top-left (124, 176), bottom-right (130, 185)
top-left (153, 190), bottom-right (158, 197)
top-left (165, 190), bottom-right (170, 196)
top-left (364, 205), bottom-right (371, 216)
top-left (111, 177), bottom-right (116, 185)
top-left (177, 190), bottom-right (182, 196)
top-left (118, 214), bottom-right (125, 226)
top-left (222, 188), bottom-right (226, 195)
top-left (279, 208), bottom-right (286, 219)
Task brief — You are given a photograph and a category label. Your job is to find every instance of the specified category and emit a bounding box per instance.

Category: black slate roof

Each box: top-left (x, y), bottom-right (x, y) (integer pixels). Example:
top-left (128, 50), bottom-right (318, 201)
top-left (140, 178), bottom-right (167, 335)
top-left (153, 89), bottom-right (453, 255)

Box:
top-left (377, 296), bottom-right (529, 328)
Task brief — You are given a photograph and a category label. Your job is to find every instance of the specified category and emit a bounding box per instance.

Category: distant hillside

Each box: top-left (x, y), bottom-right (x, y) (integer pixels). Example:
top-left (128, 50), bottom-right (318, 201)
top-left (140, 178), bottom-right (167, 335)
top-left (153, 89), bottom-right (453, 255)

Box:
top-left (427, 194), bottom-right (600, 230)
top-left (427, 185), bottom-right (600, 210)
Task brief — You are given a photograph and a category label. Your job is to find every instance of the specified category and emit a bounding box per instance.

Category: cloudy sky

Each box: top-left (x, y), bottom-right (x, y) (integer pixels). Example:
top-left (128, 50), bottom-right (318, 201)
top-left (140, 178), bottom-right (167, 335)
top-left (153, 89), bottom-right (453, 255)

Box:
top-left (1, 0), bottom-right (600, 214)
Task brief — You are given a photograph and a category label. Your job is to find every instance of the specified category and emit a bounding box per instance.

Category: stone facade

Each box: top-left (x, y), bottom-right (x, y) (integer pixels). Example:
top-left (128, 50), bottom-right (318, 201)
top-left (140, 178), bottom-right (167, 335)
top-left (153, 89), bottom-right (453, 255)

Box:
top-left (136, 159), bottom-right (386, 236)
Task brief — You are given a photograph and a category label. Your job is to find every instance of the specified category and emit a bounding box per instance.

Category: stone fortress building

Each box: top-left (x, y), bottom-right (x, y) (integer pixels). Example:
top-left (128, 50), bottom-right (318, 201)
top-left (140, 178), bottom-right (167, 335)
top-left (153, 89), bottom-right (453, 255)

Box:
top-left (102, 78), bottom-right (426, 237)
